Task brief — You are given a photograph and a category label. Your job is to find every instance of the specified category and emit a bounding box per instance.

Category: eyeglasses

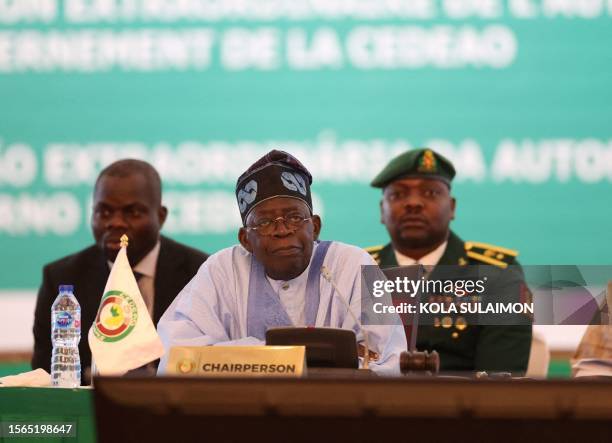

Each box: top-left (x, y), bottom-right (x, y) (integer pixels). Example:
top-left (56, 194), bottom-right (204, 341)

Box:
top-left (247, 214), bottom-right (312, 236)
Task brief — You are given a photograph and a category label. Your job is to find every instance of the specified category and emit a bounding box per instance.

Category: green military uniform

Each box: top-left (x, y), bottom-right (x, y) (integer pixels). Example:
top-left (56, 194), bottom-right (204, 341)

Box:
top-left (369, 148), bottom-right (532, 374)
top-left (367, 233), bottom-right (532, 373)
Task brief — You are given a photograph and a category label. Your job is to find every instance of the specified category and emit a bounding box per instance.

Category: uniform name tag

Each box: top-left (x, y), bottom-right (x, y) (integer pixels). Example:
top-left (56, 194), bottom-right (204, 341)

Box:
top-left (166, 346), bottom-right (306, 377)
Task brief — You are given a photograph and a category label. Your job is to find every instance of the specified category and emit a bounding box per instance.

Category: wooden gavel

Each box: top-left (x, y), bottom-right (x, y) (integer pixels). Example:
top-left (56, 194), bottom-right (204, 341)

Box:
top-left (399, 350), bottom-right (440, 375)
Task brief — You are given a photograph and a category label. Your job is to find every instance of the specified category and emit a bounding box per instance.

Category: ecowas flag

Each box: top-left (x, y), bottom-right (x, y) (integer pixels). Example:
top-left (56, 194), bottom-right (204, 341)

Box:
top-left (88, 235), bottom-right (164, 375)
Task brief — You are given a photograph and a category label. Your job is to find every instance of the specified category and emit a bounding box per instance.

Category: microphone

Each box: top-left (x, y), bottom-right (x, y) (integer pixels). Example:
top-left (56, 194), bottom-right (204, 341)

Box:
top-left (320, 265), bottom-right (371, 370)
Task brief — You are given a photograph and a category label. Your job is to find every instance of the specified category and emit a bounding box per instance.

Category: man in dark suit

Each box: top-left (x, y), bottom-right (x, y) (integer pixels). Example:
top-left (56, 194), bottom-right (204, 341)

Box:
top-left (367, 148), bottom-right (532, 374)
top-left (32, 159), bottom-right (208, 383)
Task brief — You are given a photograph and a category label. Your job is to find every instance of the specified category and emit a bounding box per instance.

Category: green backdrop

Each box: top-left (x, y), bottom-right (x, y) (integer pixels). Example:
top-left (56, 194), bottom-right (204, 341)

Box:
top-left (1, 1), bottom-right (611, 290)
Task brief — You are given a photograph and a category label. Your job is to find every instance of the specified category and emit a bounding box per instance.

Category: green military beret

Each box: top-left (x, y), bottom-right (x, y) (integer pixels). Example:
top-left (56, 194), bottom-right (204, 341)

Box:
top-left (370, 148), bottom-right (456, 188)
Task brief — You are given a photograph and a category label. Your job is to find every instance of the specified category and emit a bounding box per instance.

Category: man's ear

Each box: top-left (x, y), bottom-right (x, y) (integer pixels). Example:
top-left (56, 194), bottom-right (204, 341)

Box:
top-left (450, 197), bottom-right (456, 221)
top-left (379, 199), bottom-right (384, 224)
top-left (311, 215), bottom-right (322, 241)
top-left (238, 227), bottom-right (253, 253)
top-left (158, 205), bottom-right (168, 227)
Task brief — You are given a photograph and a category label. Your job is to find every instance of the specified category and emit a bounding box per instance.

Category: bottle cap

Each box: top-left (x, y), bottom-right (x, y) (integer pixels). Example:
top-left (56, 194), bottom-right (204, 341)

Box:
top-left (59, 284), bottom-right (74, 293)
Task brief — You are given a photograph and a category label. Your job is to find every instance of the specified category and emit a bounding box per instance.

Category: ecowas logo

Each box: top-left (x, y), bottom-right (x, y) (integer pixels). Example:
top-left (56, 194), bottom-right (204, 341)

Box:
top-left (176, 358), bottom-right (197, 374)
top-left (92, 290), bottom-right (138, 342)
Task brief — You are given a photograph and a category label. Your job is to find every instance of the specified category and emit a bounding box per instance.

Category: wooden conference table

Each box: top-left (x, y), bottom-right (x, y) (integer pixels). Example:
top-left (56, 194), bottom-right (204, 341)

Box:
top-left (2, 374), bottom-right (612, 443)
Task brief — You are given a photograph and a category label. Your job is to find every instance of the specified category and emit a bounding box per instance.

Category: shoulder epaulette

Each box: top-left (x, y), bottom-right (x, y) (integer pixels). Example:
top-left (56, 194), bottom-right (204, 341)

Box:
top-left (364, 245), bottom-right (384, 254)
top-left (364, 245), bottom-right (383, 264)
top-left (464, 241), bottom-right (519, 269)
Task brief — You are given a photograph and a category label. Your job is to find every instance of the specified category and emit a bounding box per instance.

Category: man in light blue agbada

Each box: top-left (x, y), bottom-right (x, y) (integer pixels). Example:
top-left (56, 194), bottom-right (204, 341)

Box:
top-left (157, 150), bottom-right (406, 374)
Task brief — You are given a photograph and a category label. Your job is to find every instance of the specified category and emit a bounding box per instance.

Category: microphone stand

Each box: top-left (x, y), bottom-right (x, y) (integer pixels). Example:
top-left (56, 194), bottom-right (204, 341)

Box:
top-left (320, 266), bottom-right (370, 370)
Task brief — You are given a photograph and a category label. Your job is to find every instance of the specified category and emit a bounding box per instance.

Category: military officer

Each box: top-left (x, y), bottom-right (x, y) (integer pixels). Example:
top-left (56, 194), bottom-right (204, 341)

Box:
top-left (367, 148), bottom-right (532, 374)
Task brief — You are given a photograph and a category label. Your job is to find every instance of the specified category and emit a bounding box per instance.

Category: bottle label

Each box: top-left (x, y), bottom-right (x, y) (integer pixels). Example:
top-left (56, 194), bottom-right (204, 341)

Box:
top-left (55, 311), bottom-right (73, 329)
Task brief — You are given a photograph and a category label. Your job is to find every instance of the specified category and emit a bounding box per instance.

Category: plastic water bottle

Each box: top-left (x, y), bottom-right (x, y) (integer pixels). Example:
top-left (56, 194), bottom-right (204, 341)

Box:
top-left (51, 284), bottom-right (81, 387)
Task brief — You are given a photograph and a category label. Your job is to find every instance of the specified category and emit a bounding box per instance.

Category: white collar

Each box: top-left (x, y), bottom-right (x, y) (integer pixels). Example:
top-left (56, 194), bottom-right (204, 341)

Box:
top-left (394, 240), bottom-right (448, 267)
top-left (134, 240), bottom-right (161, 278)
top-left (267, 265), bottom-right (309, 292)
top-left (108, 240), bottom-right (161, 278)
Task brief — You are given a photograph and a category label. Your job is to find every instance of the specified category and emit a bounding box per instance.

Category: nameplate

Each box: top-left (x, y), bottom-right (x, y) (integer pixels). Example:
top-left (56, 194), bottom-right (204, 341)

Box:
top-left (166, 346), bottom-right (306, 377)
